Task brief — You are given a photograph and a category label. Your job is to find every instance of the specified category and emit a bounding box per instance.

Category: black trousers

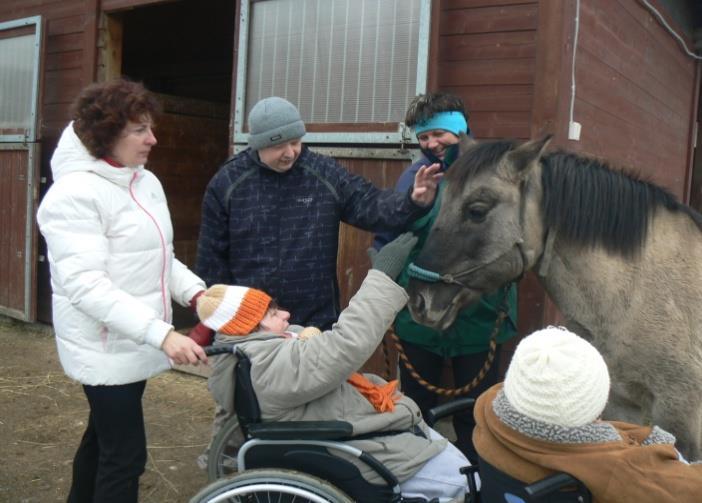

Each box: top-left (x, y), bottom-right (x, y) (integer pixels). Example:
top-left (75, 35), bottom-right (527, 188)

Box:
top-left (398, 340), bottom-right (502, 462)
top-left (67, 381), bottom-right (147, 503)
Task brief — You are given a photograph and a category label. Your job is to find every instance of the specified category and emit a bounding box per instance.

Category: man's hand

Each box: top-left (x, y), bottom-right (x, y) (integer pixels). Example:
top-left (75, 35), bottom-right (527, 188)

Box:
top-left (410, 163), bottom-right (443, 207)
top-left (162, 330), bottom-right (208, 365)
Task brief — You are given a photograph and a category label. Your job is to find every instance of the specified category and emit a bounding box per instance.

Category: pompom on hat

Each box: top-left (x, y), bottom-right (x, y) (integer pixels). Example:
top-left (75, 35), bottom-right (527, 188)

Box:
top-left (196, 285), bottom-right (272, 336)
top-left (503, 326), bottom-right (611, 428)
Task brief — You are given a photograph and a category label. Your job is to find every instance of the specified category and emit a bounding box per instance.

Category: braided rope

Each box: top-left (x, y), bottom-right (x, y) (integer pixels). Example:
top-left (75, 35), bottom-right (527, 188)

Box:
top-left (380, 333), bottom-right (394, 381)
top-left (391, 298), bottom-right (509, 397)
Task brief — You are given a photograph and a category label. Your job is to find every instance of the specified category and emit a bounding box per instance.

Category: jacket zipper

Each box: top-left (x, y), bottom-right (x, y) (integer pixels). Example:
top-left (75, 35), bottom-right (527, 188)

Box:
top-left (128, 171), bottom-right (169, 322)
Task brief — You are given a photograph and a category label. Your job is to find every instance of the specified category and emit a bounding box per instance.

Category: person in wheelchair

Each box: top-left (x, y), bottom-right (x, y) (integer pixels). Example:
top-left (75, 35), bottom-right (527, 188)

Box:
top-left (473, 326), bottom-right (702, 502)
top-left (197, 233), bottom-right (473, 502)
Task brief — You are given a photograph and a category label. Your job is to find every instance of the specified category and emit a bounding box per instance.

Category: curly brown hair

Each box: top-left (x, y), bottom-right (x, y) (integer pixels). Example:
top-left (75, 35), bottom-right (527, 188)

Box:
top-left (71, 78), bottom-right (161, 159)
top-left (404, 92), bottom-right (468, 128)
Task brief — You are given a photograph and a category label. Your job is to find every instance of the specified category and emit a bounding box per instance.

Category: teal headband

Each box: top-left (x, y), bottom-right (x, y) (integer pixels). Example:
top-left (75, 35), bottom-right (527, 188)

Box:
top-left (414, 111), bottom-right (469, 137)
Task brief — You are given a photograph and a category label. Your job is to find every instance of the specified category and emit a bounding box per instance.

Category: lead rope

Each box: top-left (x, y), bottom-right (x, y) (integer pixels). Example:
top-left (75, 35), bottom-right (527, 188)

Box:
top-left (380, 333), bottom-right (394, 381)
top-left (383, 286), bottom-right (509, 397)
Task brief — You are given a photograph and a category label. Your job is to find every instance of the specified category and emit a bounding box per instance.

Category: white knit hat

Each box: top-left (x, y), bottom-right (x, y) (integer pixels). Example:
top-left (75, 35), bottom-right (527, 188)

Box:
top-left (504, 326), bottom-right (610, 427)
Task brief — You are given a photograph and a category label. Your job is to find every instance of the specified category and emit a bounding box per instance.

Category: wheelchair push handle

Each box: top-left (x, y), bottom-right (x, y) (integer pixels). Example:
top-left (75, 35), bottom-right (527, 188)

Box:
top-left (203, 345), bottom-right (235, 356)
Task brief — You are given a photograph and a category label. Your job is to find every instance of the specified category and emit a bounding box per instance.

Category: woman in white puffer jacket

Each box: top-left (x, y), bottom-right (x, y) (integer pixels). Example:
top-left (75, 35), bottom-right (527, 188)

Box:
top-left (37, 79), bottom-right (208, 503)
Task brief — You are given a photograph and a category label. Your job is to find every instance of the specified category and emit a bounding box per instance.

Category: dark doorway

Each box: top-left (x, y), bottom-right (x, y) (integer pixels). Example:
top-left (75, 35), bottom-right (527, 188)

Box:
top-left (119, 0), bottom-right (234, 328)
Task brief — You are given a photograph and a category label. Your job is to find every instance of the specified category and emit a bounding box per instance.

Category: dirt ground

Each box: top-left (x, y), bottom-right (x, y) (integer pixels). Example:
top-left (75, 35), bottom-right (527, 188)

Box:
top-left (0, 315), bottom-right (215, 502)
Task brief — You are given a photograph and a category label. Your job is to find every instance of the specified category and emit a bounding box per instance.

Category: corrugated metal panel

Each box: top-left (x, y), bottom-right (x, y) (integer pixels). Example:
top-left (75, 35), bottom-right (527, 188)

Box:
top-left (233, 0), bottom-right (432, 145)
top-left (0, 16), bottom-right (41, 142)
top-left (0, 34), bottom-right (35, 133)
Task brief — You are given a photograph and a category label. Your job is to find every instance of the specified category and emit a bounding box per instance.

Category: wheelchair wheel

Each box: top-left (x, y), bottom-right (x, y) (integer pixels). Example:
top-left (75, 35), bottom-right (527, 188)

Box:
top-left (190, 468), bottom-right (353, 503)
top-left (207, 415), bottom-right (245, 481)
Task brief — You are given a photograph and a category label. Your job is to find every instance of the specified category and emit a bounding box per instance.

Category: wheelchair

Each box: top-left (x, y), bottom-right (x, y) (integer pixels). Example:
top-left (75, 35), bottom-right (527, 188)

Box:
top-left (191, 345), bottom-right (592, 503)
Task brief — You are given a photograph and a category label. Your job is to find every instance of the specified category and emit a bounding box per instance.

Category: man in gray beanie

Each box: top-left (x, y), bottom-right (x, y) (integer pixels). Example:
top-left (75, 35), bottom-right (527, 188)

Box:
top-left (192, 96), bottom-right (441, 340)
top-left (247, 96), bottom-right (306, 160)
top-left (191, 96), bottom-right (441, 470)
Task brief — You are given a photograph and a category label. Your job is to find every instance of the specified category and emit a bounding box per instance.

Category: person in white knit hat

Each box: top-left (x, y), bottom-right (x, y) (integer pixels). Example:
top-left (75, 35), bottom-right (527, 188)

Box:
top-left (472, 326), bottom-right (702, 503)
top-left (503, 326), bottom-right (610, 428)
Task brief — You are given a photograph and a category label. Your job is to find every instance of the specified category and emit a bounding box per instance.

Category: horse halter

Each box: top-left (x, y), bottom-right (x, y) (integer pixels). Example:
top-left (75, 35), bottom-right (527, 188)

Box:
top-left (407, 238), bottom-right (528, 290)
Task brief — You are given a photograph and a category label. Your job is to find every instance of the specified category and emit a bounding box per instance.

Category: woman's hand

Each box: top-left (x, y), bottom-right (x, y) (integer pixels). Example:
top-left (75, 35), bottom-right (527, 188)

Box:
top-left (410, 163), bottom-right (443, 207)
top-left (162, 330), bottom-right (208, 365)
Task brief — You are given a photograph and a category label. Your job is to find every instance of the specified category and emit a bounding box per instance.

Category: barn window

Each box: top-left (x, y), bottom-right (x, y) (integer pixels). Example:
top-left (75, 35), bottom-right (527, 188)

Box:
top-left (0, 16), bottom-right (42, 142)
top-left (233, 0), bottom-right (430, 146)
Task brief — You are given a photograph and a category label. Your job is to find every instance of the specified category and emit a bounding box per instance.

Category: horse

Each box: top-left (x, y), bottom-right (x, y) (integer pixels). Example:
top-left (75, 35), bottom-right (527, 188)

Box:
top-left (406, 134), bottom-right (702, 460)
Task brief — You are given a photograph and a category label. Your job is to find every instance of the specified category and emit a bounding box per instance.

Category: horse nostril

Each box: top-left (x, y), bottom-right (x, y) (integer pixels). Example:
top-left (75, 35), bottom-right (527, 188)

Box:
top-left (413, 292), bottom-right (426, 314)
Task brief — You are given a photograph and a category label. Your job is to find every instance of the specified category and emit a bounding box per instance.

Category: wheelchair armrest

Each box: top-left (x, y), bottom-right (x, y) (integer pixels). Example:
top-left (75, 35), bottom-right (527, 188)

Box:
top-left (525, 472), bottom-right (582, 499)
top-left (424, 397), bottom-right (476, 427)
top-left (247, 420), bottom-right (354, 440)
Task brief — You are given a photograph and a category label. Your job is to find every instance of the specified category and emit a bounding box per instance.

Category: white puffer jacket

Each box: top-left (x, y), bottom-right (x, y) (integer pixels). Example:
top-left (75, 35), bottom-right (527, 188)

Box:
top-left (37, 123), bottom-right (205, 385)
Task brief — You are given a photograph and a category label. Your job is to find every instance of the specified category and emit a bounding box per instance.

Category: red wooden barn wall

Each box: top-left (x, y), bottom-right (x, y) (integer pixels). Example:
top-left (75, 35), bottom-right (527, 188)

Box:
top-left (572, 0), bottom-right (698, 198)
top-left (0, 149), bottom-right (31, 315)
top-left (437, 0), bottom-right (538, 140)
top-left (0, 1), bottom-right (698, 374)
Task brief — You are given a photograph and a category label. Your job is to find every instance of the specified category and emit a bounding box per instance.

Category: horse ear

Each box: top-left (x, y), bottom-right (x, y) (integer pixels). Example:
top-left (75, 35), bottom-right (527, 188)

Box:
top-left (507, 135), bottom-right (552, 178)
top-left (458, 132), bottom-right (476, 156)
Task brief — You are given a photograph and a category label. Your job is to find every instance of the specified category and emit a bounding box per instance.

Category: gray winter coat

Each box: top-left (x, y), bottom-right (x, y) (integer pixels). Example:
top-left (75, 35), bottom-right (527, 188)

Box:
top-left (208, 270), bottom-right (447, 483)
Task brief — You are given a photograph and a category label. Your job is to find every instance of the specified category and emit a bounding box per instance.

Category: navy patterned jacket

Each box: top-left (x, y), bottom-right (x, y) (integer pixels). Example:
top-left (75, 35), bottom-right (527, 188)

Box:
top-left (195, 147), bottom-right (428, 330)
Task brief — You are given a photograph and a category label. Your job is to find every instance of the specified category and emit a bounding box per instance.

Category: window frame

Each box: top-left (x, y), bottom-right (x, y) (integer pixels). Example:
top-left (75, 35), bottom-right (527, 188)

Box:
top-left (0, 15), bottom-right (42, 143)
top-left (232, 0), bottom-right (431, 146)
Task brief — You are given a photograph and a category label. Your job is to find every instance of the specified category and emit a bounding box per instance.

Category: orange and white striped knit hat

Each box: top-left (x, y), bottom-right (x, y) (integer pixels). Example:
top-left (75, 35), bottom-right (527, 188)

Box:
top-left (196, 284), bottom-right (272, 336)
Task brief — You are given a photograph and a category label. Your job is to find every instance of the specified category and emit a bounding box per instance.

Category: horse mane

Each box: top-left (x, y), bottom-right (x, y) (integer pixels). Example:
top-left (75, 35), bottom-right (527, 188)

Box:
top-left (451, 139), bottom-right (702, 257)
top-left (542, 151), bottom-right (702, 256)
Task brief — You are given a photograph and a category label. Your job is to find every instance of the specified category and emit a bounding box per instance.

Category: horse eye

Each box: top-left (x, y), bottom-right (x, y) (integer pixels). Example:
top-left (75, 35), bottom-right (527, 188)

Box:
top-left (465, 204), bottom-right (489, 223)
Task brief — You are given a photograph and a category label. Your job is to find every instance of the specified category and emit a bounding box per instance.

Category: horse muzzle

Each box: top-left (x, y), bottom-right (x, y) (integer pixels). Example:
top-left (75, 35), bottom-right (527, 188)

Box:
top-left (407, 280), bottom-right (480, 330)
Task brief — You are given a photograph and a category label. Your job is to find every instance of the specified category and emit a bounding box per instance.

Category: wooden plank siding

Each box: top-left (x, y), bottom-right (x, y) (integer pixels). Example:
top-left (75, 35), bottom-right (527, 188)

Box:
top-left (437, 0), bottom-right (539, 140)
top-left (100, 0), bottom-right (172, 11)
top-left (335, 156), bottom-right (408, 377)
top-left (0, 149), bottom-right (29, 317)
top-left (567, 0), bottom-right (698, 198)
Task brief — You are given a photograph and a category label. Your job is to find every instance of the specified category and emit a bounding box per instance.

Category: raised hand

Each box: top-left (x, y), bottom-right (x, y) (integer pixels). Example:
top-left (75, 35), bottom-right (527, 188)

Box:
top-left (410, 163), bottom-right (443, 207)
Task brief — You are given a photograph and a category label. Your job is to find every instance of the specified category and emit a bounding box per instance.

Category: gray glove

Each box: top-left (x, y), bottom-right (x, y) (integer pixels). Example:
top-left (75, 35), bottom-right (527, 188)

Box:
top-left (367, 232), bottom-right (418, 281)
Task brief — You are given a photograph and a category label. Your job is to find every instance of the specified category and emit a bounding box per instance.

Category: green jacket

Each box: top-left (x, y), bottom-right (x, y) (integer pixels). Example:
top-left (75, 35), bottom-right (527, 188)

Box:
top-left (394, 177), bottom-right (518, 357)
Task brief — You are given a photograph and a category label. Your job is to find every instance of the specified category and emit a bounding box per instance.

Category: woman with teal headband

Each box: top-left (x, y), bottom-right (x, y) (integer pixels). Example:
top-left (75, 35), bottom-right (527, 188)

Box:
top-left (373, 92), bottom-right (518, 462)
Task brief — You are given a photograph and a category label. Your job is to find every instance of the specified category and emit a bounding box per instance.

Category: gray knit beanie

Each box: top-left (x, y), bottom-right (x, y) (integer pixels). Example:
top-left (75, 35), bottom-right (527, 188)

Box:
top-left (248, 97), bottom-right (306, 151)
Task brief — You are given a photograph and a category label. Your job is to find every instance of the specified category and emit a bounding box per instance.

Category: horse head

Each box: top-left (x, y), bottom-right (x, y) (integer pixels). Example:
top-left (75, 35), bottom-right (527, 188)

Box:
top-left (407, 135), bottom-right (551, 330)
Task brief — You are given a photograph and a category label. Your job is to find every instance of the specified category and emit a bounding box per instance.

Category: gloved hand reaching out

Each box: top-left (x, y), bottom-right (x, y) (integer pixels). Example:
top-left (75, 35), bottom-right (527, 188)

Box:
top-left (367, 232), bottom-right (418, 282)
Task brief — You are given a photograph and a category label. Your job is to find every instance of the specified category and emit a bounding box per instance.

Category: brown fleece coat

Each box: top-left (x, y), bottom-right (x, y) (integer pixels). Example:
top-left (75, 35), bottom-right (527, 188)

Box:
top-left (473, 384), bottom-right (702, 503)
